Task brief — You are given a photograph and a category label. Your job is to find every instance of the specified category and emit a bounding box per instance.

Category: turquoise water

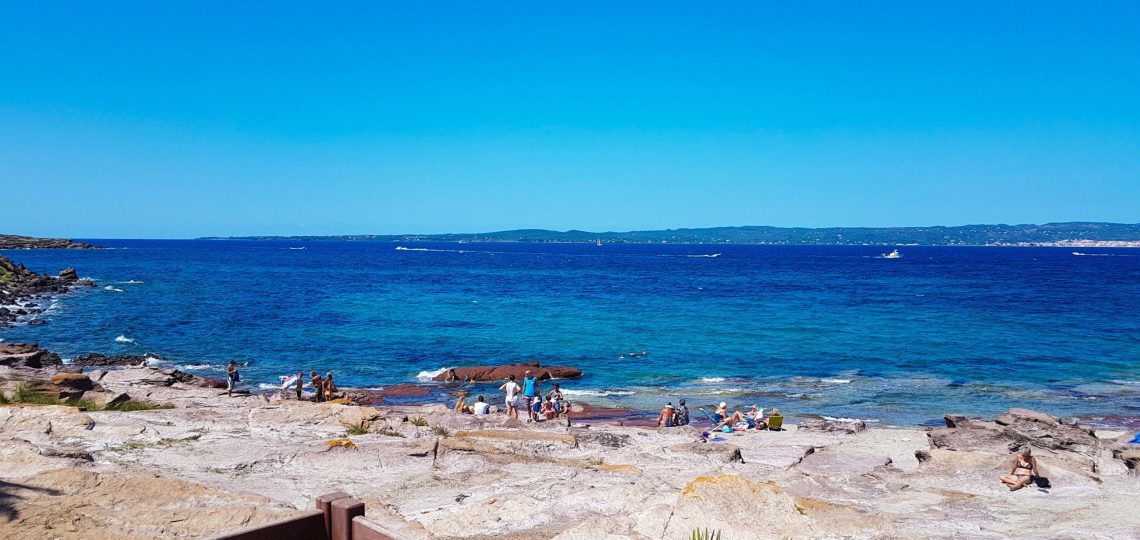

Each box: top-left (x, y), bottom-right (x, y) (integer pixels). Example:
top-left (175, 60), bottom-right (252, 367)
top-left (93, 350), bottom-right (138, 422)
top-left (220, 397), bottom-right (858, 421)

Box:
top-left (3, 240), bottom-right (1139, 427)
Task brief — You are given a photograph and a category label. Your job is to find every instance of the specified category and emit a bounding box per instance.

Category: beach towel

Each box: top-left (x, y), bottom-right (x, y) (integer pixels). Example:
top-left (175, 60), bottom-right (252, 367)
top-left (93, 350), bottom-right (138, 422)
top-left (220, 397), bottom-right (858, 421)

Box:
top-left (1130, 432), bottom-right (1140, 444)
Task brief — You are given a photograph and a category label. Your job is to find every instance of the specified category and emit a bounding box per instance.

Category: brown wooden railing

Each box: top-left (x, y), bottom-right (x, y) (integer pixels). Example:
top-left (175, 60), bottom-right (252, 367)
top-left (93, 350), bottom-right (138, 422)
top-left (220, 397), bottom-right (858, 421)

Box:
top-left (205, 492), bottom-right (411, 540)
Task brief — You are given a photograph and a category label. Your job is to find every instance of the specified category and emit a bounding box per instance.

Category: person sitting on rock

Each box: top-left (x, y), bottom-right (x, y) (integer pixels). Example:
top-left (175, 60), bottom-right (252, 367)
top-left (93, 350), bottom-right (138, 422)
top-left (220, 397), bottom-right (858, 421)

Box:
top-left (541, 397), bottom-right (556, 420)
top-left (675, 399), bottom-right (690, 426)
top-left (547, 384), bottom-right (565, 417)
top-left (311, 371), bottom-right (324, 402)
top-left (1000, 447), bottom-right (1039, 491)
top-left (657, 402), bottom-right (676, 427)
top-left (472, 395), bottom-right (490, 415)
top-left (454, 390), bottom-right (474, 414)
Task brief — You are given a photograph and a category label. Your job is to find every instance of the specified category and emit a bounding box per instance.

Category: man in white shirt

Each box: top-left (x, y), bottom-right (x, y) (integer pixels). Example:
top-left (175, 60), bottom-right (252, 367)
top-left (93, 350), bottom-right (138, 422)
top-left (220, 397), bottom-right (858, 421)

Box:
top-left (473, 395), bottom-right (490, 415)
top-left (499, 375), bottom-right (521, 419)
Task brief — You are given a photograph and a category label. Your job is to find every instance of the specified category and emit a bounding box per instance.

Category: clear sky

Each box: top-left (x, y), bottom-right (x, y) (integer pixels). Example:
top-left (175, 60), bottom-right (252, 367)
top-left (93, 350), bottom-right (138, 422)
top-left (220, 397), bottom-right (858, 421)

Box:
top-left (2, 2), bottom-right (1138, 238)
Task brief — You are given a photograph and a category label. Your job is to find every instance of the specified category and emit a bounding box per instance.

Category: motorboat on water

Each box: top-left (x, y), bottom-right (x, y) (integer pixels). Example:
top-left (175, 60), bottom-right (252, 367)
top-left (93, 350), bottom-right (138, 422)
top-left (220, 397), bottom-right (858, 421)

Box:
top-left (882, 249), bottom-right (901, 259)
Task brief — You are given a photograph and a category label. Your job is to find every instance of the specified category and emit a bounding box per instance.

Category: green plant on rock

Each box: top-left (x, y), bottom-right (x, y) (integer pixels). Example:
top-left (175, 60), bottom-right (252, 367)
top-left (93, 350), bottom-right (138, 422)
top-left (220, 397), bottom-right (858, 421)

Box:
top-left (410, 416), bottom-right (429, 427)
top-left (13, 383), bottom-right (60, 405)
top-left (691, 528), bottom-right (721, 540)
top-left (343, 419), bottom-right (370, 436)
top-left (430, 425), bottom-right (450, 437)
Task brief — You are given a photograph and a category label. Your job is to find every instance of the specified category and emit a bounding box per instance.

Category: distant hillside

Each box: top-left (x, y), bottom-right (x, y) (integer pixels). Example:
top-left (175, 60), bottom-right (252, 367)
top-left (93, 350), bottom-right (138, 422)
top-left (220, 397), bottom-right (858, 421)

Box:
top-left (0, 235), bottom-right (98, 250)
top-left (202, 222), bottom-right (1140, 246)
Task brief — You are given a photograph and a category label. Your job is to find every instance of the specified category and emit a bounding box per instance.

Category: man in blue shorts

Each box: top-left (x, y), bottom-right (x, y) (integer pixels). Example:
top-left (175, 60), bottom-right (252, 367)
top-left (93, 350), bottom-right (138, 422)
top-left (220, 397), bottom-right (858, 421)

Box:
top-left (521, 369), bottom-right (541, 422)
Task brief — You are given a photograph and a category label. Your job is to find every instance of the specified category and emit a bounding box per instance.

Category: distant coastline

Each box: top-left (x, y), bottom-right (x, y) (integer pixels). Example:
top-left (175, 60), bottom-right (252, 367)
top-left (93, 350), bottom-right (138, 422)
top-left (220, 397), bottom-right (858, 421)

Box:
top-left (0, 235), bottom-right (99, 250)
top-left (199, 221), bottom-right (1140, 247)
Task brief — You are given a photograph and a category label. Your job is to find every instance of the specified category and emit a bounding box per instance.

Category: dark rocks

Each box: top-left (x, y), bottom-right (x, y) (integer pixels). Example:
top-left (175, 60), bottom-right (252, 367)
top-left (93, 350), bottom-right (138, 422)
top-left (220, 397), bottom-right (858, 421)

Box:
top-left (50, 372), bottom-right (99, 392)
top-left (0, 254), bottom-right (96, 327)
top-left (432, 361), bottom-right (583, 383)
top-left (928, 408), bottom-right (1103, 471)
top-left (1115, 448), bottom-right (1140, 472)
top-left (571, 429), bottom-right (632, 449)
top-left (72, 353), bottom-right (152, 367)
top-left (0, 343), bottom-right (63, 369)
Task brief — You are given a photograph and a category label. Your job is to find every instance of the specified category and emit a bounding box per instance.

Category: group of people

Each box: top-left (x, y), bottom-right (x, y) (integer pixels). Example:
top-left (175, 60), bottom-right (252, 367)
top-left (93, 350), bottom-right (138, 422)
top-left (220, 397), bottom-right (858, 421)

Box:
top-left (657, 400), bottom-right (780, 432)
top-left (500, 370), bottom-right (570, 422)
top-left (655, 399), bottom-right (691, 427)
top-left (295, 370), bottom-right (338, 402)
top-left (451, 371), bottom-right (570, 422)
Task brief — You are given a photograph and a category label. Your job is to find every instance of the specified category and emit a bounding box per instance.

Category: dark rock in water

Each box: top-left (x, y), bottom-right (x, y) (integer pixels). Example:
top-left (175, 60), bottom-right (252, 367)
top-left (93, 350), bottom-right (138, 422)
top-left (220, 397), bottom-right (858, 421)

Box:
top-left (27, 319), bottom-right (47, 326)
top-left (799, 418), bottom-right (868, 434)
top-left (432, 361), bottom-right (583, 382)
top-left (0, 255), bottom-right (95, 327)
top-left (346, 389), bottom-right (386, 406)
top-left (72, 353), bottom-right (152, 367)
top-left (0, 343), bottom-right (63, 369)
top-left (382, 384), bottom-right (432, 397)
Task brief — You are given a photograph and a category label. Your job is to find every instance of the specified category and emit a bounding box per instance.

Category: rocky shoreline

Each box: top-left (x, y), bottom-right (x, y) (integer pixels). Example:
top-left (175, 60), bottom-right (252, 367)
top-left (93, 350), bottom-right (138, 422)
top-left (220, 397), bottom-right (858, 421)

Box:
top-left (1, 344), bottom-right (1138, 539)
top-left (0, 255), bottom-right (95, 327)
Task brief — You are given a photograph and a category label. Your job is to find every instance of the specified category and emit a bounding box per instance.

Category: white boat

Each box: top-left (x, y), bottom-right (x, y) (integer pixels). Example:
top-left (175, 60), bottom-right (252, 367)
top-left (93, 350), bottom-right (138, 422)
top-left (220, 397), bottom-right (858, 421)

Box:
top-left (882, 249), bottom-right (901, 259)
top-left (596, 239), bottom-right (603, 246)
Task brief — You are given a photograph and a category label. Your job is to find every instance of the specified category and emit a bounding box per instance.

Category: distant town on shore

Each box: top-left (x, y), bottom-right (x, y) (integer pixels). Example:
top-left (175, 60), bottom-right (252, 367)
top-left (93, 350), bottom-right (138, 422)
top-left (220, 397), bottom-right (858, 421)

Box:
top-left (199, 222), bottom-right (1140, 247)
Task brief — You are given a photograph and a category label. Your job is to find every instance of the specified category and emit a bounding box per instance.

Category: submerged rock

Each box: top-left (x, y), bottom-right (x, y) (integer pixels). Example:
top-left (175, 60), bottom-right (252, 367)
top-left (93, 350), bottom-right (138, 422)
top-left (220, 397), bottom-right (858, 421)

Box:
top-left (72, 353), bottom-right (153, 367)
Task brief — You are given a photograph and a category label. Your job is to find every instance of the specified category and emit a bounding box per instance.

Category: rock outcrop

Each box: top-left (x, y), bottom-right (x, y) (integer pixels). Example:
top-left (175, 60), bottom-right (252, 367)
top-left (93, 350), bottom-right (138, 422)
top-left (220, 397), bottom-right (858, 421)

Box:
top-left (0, 343), bottom-right (63, 369)
top-left (431, 361), bottom-right (583, 382)
top-left (71, 353), bottom-right (153, 367)
top-left (0, 254), bottom-right (95, 327)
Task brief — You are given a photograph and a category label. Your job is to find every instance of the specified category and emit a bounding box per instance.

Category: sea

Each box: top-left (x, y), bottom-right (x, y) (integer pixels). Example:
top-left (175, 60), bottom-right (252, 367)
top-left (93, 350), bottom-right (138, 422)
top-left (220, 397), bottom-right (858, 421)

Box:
top-left (3, 240), bottom-right (1139, 428)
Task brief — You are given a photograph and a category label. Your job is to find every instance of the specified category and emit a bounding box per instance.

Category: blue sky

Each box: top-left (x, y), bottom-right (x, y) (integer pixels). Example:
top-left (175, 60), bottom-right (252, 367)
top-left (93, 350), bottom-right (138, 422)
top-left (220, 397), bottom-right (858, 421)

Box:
top-left (2, 2), bottom-right (1138, 238)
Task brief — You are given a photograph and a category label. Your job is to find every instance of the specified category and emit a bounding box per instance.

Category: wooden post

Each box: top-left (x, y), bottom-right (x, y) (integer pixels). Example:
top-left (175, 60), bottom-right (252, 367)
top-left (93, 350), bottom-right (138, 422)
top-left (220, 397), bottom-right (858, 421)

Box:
top-left (331, 497), bottom-right (366, 540)
top-left (316, 492), bottom-right (351, 539)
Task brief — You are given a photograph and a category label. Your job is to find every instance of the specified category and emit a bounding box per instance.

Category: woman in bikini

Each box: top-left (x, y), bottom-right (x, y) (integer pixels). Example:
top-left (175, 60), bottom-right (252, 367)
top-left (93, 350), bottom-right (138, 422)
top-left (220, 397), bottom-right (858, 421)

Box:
top-left (1000, 447), bottom-right (1039, 491)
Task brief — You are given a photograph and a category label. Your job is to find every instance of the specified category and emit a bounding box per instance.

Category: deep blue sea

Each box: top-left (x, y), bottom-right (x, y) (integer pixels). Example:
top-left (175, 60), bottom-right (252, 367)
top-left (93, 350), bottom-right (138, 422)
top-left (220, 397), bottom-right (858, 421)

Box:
top-left (3, 241), bottom-right (1139, 427)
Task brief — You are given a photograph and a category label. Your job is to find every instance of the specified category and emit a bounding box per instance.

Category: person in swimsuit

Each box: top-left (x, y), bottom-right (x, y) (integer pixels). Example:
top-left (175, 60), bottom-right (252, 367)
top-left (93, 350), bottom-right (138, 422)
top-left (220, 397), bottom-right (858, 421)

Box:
top-left (294, 371), bottom-right (304, 400)
top-left (1000, 447), bottom-right (1039, 491)
top-left (656, 402), bottom-right (676, 427)
top-left (547, 384), bottom-right (565, 417)
top-left (324, 372), bottom-right (337, 399)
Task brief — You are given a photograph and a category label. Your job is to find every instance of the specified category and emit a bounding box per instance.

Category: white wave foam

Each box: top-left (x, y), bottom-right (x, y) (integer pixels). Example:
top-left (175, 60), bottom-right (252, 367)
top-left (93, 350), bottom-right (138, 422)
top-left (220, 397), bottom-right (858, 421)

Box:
top-left (115, 335), bottom-right (135, 344)
top-left (104, 286), bottom-right (124, 292)
top-left (177, 363), bottom-right (217, 371)
top-left (416, 367), bottom-right (452, 381)
top-left (561, 389), bottom-right (635, 397)
top-left (699, 377), bottom-right (726, 383)
top-left (1111, 380), bottom-right (1140, 385)
top-left (396, 246), bottom-right (431, 252)
top-left (123, 280), bottom-right (144, 284)
top-left (257, 383), bottom-right (282, 390)
top-left (822, 416), bottom-right (880, 423)
top-left (821, 378), bottom-right (852, 384)
top-left (143, 355), bottom-right (165, 366)
top-left (687, 253), bottom-right (722, 258)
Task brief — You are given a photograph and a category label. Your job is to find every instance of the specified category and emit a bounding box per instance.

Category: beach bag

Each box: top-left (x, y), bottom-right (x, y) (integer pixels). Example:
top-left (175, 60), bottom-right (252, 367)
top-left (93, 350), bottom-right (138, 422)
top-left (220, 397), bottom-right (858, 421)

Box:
top-left (1033, 476), bottom-right (1051, 489)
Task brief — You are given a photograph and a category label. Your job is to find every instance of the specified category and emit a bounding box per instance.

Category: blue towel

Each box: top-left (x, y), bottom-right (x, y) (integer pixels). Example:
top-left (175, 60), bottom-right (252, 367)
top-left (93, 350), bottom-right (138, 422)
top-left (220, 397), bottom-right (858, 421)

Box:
top-left (1129, 432), bottom-right (1140, 444)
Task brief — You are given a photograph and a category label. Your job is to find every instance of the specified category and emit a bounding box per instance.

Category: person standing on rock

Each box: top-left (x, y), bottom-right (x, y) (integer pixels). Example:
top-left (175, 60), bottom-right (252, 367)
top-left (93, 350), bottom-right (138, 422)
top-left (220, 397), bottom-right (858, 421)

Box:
top-left (295, 371), bottom-right (304, 400)
top-left (226, 360), bottom-right (239, 397)
top-left (521, 370), bottom-right (541, 422)
top-left (499, 375), bottom-right (521, 419)
top-left (1000, 447), bottom-right (1039, 491)
top-left (324, 372), bottom-right (337, 400)
top-left (311, 371), bottom-right (324, 402)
